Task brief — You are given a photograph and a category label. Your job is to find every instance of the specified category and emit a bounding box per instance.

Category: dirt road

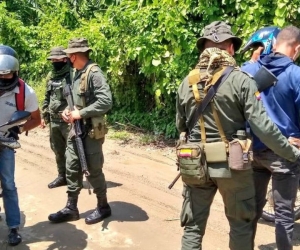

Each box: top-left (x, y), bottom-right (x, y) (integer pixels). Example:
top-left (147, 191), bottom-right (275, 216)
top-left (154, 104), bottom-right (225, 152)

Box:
top-left (0, 128), bottom-right (299, 250)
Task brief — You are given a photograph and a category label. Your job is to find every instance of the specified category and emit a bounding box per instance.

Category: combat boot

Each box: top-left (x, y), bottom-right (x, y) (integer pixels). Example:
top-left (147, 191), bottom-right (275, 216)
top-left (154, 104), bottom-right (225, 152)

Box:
top-left (85, 196), bottom-right (111, 225)
top-left (48, 195), bottom-right (79, 223)
top-left (48, 174), bottom-right (67, 189)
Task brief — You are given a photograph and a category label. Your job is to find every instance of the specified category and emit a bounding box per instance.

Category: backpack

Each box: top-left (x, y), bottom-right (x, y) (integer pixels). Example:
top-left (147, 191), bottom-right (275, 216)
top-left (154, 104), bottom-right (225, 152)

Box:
top-left (15, 78), bottom-right (25, 111)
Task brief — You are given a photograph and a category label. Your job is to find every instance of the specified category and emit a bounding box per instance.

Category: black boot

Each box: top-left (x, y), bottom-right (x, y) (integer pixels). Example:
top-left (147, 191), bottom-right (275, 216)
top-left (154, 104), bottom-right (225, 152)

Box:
top-left (48, 196), bottom-right (79, 223)
top-left (85, 196), bottom-right (111, 225)
top-left (8, 228), bottom-right (22, 246)
top-left (48, 174), bottom-right (67, 189)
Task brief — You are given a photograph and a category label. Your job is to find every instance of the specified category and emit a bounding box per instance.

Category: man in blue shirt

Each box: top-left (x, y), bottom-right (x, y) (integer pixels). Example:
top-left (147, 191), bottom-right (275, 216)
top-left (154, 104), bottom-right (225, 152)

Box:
top-left (242, 25), bottom-right (300, 250)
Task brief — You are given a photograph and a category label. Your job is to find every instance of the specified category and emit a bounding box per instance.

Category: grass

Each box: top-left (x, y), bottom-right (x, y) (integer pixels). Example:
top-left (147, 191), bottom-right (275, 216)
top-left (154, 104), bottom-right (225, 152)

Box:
top-left (138, 133), bottom-right (157, 145)
top-left (107, 130), bottom-right (131, 141)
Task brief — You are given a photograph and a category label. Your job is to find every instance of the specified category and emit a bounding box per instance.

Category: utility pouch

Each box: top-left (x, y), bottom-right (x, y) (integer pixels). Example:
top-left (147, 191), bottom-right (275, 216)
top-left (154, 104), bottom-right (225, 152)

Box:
top-left (88, 116), bottom-right (108, 139)
top-left (228, 139), bottom-right (253, 170)
top-left (203, 141), bottom-right (228, 163)
top-left (176, 143), bottom-right (208, 186)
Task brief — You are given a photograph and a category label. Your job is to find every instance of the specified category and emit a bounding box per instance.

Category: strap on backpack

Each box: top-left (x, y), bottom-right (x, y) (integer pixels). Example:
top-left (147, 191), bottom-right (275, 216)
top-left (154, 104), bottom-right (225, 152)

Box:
top-left (15, 78), bottom-right (25, 111)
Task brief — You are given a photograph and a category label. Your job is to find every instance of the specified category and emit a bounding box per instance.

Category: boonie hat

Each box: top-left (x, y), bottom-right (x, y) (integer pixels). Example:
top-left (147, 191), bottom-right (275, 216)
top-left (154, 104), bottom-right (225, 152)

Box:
top-left (196, 21), bottom-right (242, 52)
top-left (63, 38), bottom-right (92, 54)
top-left (47, 46), bottom-right (67, 60)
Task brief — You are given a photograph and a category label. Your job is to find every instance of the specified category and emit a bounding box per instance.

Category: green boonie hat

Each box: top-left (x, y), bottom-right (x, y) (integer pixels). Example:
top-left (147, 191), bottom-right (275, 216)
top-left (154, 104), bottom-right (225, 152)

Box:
top-left (47, 46), bottom-right (67, 60)
top-left (63, 38), bottom-right (92, 54)
top-left (196, 21), bottom-right (242, 52)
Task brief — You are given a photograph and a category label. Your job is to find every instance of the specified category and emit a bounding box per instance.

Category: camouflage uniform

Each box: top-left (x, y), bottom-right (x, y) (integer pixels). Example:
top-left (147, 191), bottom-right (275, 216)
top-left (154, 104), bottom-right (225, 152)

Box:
top-left (48, 38), bottom-right (112, 225)
top-left (176, 21), bottom-right (300, 250)
top-left (41, 47), bottom-right (70, 188)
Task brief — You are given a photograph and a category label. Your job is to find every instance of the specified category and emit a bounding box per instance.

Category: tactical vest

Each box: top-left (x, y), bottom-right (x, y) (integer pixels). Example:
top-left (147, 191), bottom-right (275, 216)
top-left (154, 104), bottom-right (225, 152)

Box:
top-left (73, 63), bottom-right (108, 139)
top-left (47, 76), bottom-right (68, 118)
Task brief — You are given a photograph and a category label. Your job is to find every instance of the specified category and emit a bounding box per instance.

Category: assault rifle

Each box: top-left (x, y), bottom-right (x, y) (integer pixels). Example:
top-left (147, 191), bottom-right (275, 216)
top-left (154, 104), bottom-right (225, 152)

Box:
top-left (63, 77), bottom-right (91, 195)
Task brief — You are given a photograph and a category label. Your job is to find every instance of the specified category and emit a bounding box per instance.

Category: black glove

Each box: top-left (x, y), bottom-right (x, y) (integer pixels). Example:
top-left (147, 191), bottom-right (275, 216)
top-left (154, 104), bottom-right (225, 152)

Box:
top-left (8, 126), bottom-right (22, 140)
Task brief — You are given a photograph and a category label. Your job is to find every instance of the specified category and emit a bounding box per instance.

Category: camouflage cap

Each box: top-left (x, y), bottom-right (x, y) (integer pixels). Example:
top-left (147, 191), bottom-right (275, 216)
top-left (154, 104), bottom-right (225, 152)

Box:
top-left (47, 46), bottom-right (67, 60)
top-left (196, 21), bottom-right (242, 52)
top-left (63, 38), bottom-right (92, 54)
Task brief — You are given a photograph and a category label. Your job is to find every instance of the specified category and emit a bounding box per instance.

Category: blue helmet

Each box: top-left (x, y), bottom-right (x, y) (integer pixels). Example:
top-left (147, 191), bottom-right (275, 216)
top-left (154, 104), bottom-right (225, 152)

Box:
top-left (241, 26), bottom-right (281, 55)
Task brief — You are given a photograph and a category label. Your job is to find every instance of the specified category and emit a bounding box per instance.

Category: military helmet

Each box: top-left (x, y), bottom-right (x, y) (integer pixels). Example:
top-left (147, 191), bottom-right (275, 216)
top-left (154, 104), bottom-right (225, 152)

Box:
top-left (241, 26), bottom-right (281, 55)
top-left (0, 45), bottom-right (20, 91)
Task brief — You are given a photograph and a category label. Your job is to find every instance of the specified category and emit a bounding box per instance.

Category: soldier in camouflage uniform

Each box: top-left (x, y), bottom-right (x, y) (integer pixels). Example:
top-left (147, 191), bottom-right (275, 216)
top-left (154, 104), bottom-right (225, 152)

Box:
top-left (40, 47), bottom-right (70, 188)
top-left (48, 38), bottom-right (112, 225)
top-left (176, 21), bottom-right (300, 250)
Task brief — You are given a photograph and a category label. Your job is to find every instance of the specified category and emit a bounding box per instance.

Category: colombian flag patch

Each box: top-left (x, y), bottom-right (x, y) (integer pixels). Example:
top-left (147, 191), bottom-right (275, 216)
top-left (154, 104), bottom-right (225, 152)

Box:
top-left (179, 149), bottom-right (192, 157)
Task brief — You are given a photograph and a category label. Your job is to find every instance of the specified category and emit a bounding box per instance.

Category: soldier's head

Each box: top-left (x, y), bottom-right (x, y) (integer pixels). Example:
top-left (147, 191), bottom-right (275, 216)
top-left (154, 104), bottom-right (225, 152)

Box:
top-left (196, 21), bottom-right (242, 56)
top-left (47, 46), bottom-right (68, 71)
top-left (0, 45), bottom-right (20, 92)
top-left (274, 25), bottom-right (300, 61)
top-left (63, 38), bottom-right (92, 70)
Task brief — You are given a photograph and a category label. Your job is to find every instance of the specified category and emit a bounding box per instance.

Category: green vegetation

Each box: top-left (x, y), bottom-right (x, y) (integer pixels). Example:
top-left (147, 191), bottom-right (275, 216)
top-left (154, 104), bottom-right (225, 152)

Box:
top-left (108, 130), bottom-right (131, 141)
top-left (0, 0), bottom-right (297, 138)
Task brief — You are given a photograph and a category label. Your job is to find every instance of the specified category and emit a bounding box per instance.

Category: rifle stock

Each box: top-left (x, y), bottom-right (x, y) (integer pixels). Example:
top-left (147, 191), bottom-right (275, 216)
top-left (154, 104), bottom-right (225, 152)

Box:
top-left (168, 172), bottom-right (181, 189)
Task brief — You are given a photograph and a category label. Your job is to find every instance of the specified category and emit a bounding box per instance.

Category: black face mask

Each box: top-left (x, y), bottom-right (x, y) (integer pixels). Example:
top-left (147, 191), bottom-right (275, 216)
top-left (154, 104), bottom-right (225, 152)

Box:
top-left (66, 58), bottom-right (74, 68)
top-left (52, 61), bottom-right (67, 71)
top-left (0, 73), bottom-right (19, 91)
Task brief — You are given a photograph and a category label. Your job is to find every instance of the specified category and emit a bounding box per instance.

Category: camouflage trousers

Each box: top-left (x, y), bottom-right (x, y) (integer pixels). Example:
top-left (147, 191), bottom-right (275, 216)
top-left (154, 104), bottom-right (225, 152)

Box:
top-left (65, 136), bottom-right (107, 197)
top-left (181, 169), bottom-right (255, 250)
top-left (49, 121), bottom-right (69, 175)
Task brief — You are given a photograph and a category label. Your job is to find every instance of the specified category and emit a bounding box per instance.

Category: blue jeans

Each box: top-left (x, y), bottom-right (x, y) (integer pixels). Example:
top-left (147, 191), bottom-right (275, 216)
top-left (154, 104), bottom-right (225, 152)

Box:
top-left (252, 149), bottom-right (300, 250)
top-left (0, 148), bottom-right (20, 228)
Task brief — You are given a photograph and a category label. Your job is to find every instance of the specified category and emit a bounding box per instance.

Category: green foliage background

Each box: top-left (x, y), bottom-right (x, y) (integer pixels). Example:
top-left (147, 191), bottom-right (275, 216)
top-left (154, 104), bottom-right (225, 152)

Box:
top-left (0, 0), bottom-right (299, 138)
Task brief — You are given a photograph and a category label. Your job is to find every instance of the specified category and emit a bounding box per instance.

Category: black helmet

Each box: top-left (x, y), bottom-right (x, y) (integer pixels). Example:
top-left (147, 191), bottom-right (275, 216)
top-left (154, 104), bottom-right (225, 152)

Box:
top-left (0, 45), bottom-right (20, 91)
top-left (241, 26), bottom-right (281, 55)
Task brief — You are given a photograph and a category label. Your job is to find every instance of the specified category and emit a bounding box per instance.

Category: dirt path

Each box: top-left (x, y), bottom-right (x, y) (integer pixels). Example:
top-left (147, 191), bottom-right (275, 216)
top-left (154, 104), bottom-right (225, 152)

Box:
top-left (0, 128), bottom-right (299, 250)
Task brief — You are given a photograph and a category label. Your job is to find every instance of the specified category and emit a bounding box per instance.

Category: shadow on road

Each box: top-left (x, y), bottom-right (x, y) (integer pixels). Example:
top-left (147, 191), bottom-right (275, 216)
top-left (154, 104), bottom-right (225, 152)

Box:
top-left (257, 219), bottom-right (300, 249)
top-left (101, 201), bottom-right (149, 230)
top-left (80, 201), bottom-right (149, 231)
top-left (82, 180), bottom-right (123, 190)
top-left (0, 212), bottom-right (87, 250)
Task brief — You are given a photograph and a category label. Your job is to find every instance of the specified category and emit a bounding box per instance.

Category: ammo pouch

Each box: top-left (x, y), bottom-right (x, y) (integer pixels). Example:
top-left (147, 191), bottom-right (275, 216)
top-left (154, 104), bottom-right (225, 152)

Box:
top-left (202, 141), bottom-right (228, 163)
top-left (176, 143), bottom-right (208, 186)
top-left (88, 116), bottom-right (108, 139)
top-left (228, 139), bottom-right (253, 170)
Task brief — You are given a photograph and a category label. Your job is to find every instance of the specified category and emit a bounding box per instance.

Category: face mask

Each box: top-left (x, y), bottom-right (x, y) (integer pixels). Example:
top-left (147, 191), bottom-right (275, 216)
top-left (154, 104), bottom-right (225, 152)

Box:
top-left (52, 61), bottom-right (67, 71)
top-left (0, 73), bottom-right (19, 91)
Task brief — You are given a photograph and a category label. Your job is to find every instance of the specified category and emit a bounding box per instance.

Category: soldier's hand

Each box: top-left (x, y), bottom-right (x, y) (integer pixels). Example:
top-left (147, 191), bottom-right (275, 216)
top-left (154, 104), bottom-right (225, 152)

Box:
top-left (69, 106), bottom-right (82, 123)
top-left (62, 109), bottom-right (71, 123)
top-left (39, 119), bottom-right (46, 129)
